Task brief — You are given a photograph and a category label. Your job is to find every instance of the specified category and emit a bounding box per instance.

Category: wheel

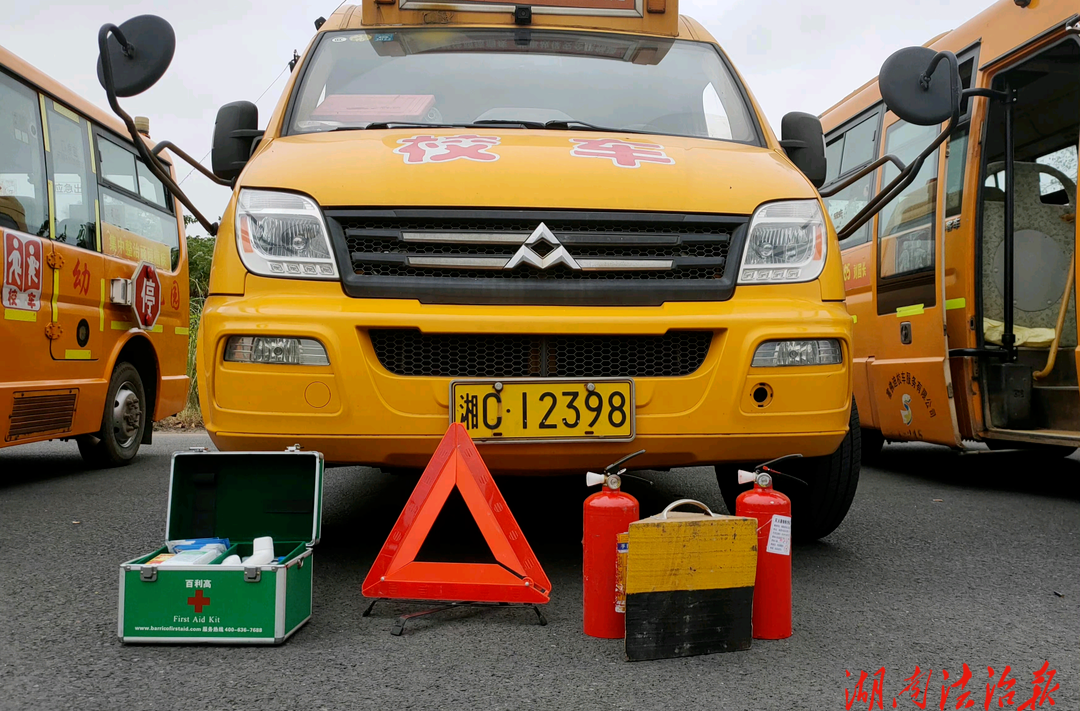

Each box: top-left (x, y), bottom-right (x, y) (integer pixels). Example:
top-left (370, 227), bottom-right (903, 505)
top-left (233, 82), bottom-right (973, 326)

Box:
top-left (984, 439), bottom-right (1076, 458)
top-left (716, 399), bottom-right (862, 542)
top-left (77, 361), bottom-right (146, 467)
top-left (861, 427), bottom-right (885, 464)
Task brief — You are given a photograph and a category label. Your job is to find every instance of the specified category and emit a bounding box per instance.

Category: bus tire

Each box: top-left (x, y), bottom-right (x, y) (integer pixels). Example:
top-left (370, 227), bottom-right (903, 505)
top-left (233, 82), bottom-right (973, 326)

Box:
top-left (715, 399), bottom-right (862, 542)
top-left (77, 361), bottom-right (147, 468)
top-left (861, 427), bottom-right (885, 464)
top-left (984, 439), bottom-right (1077, 458)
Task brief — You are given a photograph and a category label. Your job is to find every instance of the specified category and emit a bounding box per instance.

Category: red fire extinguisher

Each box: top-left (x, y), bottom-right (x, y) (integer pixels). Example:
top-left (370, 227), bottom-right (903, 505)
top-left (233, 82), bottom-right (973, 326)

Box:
top-left (583, 450), bottom-right (644, 639)
top-left (736, 454), bottom-right (799, 640)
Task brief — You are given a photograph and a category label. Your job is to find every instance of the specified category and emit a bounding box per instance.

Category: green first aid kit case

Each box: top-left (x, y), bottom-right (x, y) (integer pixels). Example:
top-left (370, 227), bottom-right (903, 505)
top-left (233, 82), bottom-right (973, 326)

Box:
top-left (118, 449), bottom-right (324, 645)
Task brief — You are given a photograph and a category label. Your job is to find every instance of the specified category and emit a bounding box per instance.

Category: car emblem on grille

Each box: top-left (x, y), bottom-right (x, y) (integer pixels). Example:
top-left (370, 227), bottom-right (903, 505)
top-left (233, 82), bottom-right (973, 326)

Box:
top-left (504, 223), bottom-right (581, 270)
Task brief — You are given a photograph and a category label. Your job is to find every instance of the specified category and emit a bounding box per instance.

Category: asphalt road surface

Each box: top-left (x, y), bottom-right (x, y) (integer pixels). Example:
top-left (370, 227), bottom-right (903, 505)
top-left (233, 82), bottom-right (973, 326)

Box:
top-left (1, 434), bottom-right (1076, 711)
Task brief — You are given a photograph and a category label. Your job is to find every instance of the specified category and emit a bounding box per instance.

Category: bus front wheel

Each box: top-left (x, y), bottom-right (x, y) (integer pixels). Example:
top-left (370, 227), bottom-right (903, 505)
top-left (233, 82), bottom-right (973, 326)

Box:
top-left (715, 399), bottom-right (862, 542)
top-left (77, 361), bottom-right (146, 468)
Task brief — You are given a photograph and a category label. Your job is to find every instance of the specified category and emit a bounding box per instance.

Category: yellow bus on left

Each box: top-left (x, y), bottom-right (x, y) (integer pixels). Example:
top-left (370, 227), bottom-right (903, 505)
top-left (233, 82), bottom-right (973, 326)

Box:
top-left (0, 45), bottom-right (190, 466)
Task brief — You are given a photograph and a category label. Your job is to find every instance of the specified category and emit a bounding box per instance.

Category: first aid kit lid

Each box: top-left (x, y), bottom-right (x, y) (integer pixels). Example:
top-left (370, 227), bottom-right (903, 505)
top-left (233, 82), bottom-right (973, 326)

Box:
top-left (165, 450), bottom-right (324, 546)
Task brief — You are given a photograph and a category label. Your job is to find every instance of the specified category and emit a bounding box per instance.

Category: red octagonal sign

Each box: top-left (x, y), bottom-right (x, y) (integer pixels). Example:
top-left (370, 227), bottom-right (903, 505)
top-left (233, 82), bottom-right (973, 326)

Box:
top-left (132, 261), bottom-right (162, 330)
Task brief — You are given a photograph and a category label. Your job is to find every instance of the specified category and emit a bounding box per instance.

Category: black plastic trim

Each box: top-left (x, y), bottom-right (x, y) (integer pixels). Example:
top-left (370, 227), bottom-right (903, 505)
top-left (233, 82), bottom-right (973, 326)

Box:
top-left (327, 208), bottom-right (748, 306)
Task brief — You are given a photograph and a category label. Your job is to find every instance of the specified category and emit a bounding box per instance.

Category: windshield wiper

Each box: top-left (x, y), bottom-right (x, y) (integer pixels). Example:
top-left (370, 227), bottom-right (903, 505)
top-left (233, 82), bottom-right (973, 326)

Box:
top-left (543, 120), bottom-right (653, 135)
top-left (331, 122), bottom-right (462, 131)
top-left (471, 119), bottom-right (546, 129)
top-left (333, 120), bottom-right (543, 131)
top-left (329, 119), bottom-right (655, 135)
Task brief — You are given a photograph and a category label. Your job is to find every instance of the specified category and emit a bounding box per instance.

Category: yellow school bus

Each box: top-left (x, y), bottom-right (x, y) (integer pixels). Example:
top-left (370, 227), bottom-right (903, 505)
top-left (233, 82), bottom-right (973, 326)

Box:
top-left (190, 0), bottom-right (877, 539)
top-left (820, 0), bottom-right (1079, 459)
top-left (0, 45), bottom-right (190, 466)
top-left (97, 0), bottom-right (1001, 537)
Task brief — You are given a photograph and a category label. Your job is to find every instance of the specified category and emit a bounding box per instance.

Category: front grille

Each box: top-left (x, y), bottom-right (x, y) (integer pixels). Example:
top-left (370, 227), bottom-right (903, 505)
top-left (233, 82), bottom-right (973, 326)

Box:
top-left (326, 209), bottom-right (747, 306)
top-left (370, 330), bottom-right (713, 378)
top-left (7, 389), bottom-right (78, 442)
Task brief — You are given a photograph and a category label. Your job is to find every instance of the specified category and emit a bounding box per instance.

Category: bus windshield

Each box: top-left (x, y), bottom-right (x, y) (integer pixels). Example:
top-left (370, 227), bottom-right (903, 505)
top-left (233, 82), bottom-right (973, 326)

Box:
top-left (288, 28), bottom-right (759, 144)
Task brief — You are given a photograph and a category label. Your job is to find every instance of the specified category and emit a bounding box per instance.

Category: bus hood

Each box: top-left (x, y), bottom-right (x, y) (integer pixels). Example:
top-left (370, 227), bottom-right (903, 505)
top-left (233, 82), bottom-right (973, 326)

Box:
top-left (240, 130), bottom-right (816, 214)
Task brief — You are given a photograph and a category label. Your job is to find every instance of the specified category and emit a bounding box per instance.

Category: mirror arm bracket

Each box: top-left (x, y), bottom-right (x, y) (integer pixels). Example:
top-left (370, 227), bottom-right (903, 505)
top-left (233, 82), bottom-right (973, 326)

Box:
top-left (151, 141), bottom-right (234, 188)
top-left (819, 154), bottom-right (906, 199)
top-left (98, 23), bottom-right (220, 237)
top-left (835, 107), bottom-right (957, 242)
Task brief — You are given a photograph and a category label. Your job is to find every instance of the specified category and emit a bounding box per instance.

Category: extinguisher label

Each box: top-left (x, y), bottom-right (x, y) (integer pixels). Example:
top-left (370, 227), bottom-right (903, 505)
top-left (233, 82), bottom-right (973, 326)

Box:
top-left (614, 535), bottom-right (629, 613)
top-left (766, 514), bottom-right (792, 556)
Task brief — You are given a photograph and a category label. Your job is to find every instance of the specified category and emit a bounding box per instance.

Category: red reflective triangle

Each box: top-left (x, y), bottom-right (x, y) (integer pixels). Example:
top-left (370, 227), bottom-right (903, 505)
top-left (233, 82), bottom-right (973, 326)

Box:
top-left (362, 423), bottom-right (551, 604)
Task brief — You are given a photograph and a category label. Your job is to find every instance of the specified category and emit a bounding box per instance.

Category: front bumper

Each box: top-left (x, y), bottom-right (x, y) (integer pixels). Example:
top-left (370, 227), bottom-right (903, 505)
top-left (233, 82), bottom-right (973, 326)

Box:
top-left (197, 278), bottom-right (852, 472)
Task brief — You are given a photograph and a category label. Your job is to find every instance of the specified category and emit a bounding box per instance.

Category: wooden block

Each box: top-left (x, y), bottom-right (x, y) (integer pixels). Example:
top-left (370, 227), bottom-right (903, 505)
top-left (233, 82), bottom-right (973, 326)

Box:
top-left (624, 510), bottom-right (756, 661)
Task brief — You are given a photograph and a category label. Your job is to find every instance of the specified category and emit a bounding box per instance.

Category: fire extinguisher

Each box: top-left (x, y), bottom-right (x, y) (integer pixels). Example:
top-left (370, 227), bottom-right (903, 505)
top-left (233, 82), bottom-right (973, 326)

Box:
top-left (583, 449), bottom-right (644, 639)
top-left (736, 454), bottom-right (801, 640)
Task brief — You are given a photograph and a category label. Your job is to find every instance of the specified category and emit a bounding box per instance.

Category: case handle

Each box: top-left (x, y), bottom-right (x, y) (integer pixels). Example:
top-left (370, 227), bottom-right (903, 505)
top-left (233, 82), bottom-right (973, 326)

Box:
top-left (657, 499), bottom-right (717, 519)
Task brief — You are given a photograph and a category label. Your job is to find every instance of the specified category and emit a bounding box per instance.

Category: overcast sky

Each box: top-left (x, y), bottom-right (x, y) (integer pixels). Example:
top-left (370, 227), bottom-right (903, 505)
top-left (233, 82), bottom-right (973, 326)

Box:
top-left (3, 0), bottom-right (996, 233)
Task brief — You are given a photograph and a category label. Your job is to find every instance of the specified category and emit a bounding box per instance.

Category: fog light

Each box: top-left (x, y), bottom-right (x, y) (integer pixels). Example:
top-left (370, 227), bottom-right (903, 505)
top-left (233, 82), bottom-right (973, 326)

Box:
top-left (224, 336), bottom-right (330, 365)
top-left (752, 339), bottom-right (841, 367)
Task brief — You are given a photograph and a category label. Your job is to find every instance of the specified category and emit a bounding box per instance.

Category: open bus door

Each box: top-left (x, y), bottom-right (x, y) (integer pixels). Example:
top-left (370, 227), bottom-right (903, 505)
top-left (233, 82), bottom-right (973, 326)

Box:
top-left (864, 112), bottom-right (962, 446)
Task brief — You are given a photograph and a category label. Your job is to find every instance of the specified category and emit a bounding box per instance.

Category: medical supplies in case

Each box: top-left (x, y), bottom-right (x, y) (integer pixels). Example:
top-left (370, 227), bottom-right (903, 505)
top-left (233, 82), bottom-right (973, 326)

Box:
top-left (623, 499), bottom-right (757, 661)
top-left (118, 449), bottom-right (324, 644)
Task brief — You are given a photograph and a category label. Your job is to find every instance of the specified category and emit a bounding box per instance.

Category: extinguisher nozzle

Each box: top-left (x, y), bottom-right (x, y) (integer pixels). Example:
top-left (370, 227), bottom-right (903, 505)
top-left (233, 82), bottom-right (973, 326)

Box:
top-left (737, 470), bottom-right (756, 485)
top-left (585, 472), bottom-right (605, 487)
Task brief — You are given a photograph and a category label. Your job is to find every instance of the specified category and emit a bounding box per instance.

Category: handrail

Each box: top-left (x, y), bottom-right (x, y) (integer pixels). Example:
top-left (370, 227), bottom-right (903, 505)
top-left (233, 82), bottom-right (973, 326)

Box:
top-left (1034, 256), bottom-right (1074, 380)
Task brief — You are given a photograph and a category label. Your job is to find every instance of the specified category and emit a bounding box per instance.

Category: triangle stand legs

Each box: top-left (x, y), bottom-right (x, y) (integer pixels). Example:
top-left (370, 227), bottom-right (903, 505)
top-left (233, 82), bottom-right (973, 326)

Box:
top-left (362, 598), bottom-right (548, 636)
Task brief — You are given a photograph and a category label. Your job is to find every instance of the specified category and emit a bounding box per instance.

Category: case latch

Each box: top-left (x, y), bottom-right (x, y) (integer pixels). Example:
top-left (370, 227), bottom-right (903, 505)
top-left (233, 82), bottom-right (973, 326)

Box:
top-left (244, 567), bottom-right (262, 583)
top-left (285, 444), bottom-right (303, 452)
top-left (140, 566), bottom-right (158, 582)
top-left (188, 446), bottom-right (209, 453)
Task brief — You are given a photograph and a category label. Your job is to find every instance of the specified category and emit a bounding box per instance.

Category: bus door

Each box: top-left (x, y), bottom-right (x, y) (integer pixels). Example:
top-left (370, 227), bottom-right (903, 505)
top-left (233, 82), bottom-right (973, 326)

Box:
top-left (40, 96), bottom-right (104, 363)
top-left (866, 111), bottom-right (961, 445)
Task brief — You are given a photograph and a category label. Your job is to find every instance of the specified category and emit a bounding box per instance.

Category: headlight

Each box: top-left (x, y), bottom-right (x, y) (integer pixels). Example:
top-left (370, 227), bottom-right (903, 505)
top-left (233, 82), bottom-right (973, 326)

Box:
top-left (224, 336), bottom-right (330, 365)
top-left (235, 189), bottom-right (338, 280)
top-left (752, 339), bottom-right (842, 367)
top-left (738, 200), bottom-right (827, 284)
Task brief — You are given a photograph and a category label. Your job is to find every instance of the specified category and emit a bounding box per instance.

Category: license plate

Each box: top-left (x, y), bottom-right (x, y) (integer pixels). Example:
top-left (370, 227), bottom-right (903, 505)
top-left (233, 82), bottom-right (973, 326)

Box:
top-left (450, 379), bottom-right (635, 442)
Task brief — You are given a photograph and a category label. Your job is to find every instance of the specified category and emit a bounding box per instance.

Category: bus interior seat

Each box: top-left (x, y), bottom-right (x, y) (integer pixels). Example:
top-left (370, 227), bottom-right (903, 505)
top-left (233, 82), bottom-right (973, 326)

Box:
top-left (0, 195), bottom-right (27, 232)
top-left (982, 161), bottom-right (1077, 349)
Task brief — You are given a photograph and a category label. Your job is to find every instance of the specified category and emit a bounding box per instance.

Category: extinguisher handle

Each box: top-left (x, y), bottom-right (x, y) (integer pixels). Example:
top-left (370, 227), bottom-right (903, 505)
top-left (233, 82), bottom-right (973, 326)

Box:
top-left (657, 499), bottom-right (717, 519)
top-left (604, 449), bottom-right (647, 474)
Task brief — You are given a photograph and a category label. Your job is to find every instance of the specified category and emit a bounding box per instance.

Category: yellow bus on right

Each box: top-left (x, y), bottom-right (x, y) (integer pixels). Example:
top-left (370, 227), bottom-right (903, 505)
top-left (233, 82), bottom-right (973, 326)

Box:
top-left (821, 0), bottom-right (1079, 459)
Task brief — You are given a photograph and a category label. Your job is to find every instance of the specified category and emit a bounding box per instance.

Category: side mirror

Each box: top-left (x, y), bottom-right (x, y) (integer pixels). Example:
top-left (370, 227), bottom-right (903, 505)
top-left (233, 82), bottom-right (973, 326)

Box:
top-left (95, 15), bottom-right (219, 236)
top-left (879, 46), bottom-right (961, 126)
top-left (212, 101), bottom-right (262, 182)
top-left (780, 112), bottom-right (826, 188)
top-left (96, 15), bottom-right (175, 97)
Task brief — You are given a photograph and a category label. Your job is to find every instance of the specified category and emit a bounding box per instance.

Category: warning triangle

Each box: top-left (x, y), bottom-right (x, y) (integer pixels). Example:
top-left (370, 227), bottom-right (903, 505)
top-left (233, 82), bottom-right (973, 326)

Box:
top-left (362, 423), bottom-right (551, 604)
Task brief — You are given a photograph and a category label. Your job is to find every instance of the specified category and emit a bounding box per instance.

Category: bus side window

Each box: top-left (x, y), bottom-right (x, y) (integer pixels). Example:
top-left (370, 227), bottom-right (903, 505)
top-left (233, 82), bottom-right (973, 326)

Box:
top-left (944, 129), bottom-right (969, 219)
top-left (99, 187), bottom-right (179, 272)
top-left (0, 74), bottom-right (48, 237)
top-left (98, 138), bottom-right (138, 193)
top-left (44, 100), bottom-right (99, 252)
top-left (877, 120), bottom-right (940, 313)
top-left (822, 109), bottom-right (881, 249)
